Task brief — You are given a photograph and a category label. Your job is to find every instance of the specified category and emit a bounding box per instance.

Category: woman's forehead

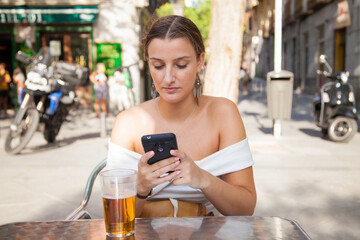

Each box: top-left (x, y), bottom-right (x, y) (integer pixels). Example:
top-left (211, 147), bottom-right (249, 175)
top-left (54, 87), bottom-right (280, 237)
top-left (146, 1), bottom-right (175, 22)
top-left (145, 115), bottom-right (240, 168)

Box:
top-left (148, 37), bottom-right (196, 60)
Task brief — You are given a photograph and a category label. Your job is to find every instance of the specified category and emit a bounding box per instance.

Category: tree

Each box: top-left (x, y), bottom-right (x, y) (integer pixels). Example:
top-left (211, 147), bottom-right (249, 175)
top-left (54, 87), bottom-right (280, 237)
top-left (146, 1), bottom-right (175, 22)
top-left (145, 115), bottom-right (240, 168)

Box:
top-left (183, 0), bottom-right (211, 45)
top-left (203, 0), bottom-right (246, 103)
top-left (156, 0), bottom-right (211, 45)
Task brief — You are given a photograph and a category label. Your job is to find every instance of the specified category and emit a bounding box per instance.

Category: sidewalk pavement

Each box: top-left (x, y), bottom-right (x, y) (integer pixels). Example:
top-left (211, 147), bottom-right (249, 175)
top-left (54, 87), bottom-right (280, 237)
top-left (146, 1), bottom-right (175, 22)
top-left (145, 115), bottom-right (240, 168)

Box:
top-left (240, 78), bottom-right (360, 240)
top-left (0, 80), bottom-right (359, 240)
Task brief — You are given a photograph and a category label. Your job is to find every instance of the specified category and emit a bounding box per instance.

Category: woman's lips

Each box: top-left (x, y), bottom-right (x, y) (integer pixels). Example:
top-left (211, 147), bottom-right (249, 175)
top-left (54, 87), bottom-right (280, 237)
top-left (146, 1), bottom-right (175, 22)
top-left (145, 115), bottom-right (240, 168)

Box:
top-left (164, 87), bottom-right (178, 93)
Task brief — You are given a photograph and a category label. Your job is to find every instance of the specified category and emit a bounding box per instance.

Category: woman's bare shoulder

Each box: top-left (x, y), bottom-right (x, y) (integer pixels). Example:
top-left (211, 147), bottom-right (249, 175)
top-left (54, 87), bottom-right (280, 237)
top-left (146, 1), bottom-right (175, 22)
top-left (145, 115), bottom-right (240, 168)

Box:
top-left (111, 100), bottom-right (155, 149)
top-left (201, 95), bottom-right (239, 116)
top-left (201, 95), bottom-right (246, 146)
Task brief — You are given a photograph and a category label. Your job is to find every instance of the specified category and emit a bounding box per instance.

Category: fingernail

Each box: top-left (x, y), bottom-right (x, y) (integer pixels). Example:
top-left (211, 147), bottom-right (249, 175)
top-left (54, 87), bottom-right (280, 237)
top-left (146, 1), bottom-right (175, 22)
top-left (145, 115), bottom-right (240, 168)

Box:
top-left (174, 157), bottom-right (180, 161)
top-left (176, 170), bottom-right (181, 174)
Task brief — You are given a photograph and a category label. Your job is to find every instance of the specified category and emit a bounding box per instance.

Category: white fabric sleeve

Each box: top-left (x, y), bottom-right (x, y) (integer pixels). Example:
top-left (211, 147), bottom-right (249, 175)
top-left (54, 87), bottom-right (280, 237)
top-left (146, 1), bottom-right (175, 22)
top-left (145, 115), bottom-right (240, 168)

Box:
top-left (196, 138), bottom-right (254, 176)
top-left (106, 140), bottom-right (141, 171)
top-left (106, 138), bottom-right (254, 176)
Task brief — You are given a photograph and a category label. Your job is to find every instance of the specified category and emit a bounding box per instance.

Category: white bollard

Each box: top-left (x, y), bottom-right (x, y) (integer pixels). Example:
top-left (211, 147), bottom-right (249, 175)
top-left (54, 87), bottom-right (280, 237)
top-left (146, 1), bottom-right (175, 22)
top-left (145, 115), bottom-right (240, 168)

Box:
top-left (100, 112), bottom-right (107, 138)
top-left (273, 119), bottom-right (282, 137)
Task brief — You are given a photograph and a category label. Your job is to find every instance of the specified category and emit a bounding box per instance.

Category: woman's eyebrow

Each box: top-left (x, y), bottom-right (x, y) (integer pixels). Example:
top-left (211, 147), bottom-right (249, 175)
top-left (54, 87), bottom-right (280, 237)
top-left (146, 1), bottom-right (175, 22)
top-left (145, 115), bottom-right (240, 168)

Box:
top-left (149, 57), bottom-right (163, 61)
top-left (175, 56), bottom-right (191, 60)
top-left (149, 56), bottom-right (191, 61)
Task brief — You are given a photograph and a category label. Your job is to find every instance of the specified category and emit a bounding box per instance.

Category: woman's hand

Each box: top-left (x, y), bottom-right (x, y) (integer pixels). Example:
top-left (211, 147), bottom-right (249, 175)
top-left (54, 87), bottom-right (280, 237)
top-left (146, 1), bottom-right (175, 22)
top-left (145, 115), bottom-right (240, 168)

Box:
top-left (170, 150), bottom-right (210, 190)
top-left (137, 151), bottom-right (181, 196)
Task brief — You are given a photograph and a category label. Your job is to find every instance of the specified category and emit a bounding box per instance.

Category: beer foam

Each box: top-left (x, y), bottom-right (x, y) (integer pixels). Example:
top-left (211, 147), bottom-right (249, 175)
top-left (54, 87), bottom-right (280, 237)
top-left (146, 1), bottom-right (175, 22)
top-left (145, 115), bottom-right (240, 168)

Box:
top-left (101, 184), bottom-right (137, 198)
top-left (102, 193), bottom-right (136, 199)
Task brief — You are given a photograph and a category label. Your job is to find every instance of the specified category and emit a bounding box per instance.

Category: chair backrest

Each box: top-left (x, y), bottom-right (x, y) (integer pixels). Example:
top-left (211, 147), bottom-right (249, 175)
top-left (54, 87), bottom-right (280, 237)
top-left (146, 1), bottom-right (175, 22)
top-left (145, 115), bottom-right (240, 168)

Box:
top-left (65, 158), bottom-right (107, 220)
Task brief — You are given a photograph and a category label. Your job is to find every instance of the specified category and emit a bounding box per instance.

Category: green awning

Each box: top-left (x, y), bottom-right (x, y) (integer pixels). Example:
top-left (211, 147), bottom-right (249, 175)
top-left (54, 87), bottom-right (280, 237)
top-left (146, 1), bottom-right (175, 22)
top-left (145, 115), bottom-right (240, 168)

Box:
top-left (0, 6), bottom-right (98, 24)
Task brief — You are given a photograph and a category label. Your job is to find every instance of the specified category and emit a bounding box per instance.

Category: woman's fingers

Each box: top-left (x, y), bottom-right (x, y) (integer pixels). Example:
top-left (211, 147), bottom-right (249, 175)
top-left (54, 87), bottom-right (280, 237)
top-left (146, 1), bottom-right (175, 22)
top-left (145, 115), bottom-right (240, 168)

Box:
top-left (153, 169), bottom-right (181, 184)
top-left (139, 151), bottom-right (155, 164)
top-left (152, 159), bottom-right (181, 178)
top-left (151, 156), bottom-right (180, 170)
top-left (139, 153), bottom-right (180, 181)
top-left (138, 151), bottom-right (185, 191)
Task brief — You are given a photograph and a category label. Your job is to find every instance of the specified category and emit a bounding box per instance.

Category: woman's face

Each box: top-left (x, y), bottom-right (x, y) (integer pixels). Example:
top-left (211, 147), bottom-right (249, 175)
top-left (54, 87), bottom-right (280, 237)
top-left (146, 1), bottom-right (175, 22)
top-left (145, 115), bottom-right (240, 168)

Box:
top-left (147, 37), bottom-right (204, 103)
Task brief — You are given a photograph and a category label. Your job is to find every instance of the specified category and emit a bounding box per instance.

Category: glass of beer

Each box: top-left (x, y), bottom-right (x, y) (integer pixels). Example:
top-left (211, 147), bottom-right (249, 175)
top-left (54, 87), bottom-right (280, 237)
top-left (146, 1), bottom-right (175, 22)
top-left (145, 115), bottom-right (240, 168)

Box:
top-left (100, 169), bottom-right (137, 237)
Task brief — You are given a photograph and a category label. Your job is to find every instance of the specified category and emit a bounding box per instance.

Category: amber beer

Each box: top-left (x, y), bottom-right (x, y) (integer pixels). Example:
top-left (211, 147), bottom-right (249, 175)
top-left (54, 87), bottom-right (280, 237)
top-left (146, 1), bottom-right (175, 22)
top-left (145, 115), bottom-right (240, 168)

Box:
top-left (103, 195), bottom-right (135, 236)
top-left (100, 169), bottom-right (137, 237)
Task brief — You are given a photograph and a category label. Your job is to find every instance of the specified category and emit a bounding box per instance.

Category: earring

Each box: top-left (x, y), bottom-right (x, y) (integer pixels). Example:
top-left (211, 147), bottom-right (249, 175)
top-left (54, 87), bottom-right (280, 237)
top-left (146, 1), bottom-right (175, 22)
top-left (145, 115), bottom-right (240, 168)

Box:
top-left (151, 82), bottom-right (157, 99)
top-left (193, 78), bottom-right (202, 98)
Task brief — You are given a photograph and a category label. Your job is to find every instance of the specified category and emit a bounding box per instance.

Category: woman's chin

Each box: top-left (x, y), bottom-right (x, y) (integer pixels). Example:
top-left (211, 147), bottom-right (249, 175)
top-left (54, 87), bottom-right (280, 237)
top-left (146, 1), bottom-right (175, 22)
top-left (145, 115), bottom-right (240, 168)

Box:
top-left (159, 93), bottom-right (184, 103)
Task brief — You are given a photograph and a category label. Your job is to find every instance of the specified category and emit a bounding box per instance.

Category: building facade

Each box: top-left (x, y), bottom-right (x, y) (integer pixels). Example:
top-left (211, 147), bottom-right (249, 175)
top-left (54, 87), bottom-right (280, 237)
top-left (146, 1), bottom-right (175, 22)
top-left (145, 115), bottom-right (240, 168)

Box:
top-left (245, 0), bottom-right (360, 108)
top-left (0, 0), bottom-right (154, 110)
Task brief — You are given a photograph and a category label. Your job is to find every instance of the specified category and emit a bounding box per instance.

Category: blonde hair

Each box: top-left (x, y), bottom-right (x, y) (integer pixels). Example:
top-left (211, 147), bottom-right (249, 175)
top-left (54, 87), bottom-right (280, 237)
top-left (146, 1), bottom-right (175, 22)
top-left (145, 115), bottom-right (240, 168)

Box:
top-left (96, 63), bottom-right (105, 72)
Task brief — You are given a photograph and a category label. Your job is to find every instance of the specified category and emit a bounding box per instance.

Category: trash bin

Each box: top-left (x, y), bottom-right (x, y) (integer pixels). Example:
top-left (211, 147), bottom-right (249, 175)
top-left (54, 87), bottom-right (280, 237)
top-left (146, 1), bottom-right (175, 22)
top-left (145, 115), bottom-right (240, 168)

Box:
top-left (266, 70), bottom-right (294, 120)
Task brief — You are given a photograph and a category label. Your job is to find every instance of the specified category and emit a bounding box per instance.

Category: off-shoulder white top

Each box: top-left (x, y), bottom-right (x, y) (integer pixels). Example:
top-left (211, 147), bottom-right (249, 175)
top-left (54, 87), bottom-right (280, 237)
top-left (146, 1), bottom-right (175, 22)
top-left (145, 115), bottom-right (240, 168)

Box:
top-left (106, 138), bottom-right (254, 216)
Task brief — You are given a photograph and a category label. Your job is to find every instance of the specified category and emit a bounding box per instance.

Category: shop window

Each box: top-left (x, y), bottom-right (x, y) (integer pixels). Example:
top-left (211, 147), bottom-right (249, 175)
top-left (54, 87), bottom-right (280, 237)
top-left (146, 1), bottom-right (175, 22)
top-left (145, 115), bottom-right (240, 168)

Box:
top-left (0, 35), bottom-right (12, 71)
top-left (41, 32), bottom-right (90, 68)
top-left (71, 36), bottom-right (89, 67)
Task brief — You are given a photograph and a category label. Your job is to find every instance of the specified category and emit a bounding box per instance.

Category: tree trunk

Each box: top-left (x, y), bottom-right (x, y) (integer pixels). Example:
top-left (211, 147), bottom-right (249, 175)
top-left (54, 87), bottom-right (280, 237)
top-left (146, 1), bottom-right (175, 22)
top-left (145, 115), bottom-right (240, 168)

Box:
top-left (203, 0), bottom-right (246, 103)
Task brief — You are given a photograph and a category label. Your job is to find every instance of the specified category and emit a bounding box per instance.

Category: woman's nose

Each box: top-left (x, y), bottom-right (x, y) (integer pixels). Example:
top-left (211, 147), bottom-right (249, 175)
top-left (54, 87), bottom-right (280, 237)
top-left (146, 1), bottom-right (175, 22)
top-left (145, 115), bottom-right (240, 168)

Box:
top-left (164, 67), bottom-right (175, 83)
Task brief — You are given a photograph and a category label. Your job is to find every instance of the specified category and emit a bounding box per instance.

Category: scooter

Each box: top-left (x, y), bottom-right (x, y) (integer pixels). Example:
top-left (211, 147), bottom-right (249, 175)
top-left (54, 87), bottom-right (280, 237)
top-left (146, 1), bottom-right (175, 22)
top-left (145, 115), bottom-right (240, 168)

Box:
top-left (313, 54), bottom-right (358, 142)
top-left (4, 47), bottom-right (88, 154)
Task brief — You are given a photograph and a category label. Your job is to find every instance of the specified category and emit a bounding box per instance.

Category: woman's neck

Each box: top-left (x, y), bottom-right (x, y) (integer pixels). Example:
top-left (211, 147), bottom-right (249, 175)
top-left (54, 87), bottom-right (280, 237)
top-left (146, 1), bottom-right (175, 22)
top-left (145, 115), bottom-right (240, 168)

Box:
top-left (157, 96), bottom-right (197, 123)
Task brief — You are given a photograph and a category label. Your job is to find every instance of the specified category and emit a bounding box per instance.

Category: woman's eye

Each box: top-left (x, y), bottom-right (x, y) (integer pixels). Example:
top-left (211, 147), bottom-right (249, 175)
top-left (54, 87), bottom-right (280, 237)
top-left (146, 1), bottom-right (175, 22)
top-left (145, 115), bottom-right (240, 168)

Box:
top-left (177, 64), bottom-right (187, 69)
top-left (154, 65), bottom-right (164, 70)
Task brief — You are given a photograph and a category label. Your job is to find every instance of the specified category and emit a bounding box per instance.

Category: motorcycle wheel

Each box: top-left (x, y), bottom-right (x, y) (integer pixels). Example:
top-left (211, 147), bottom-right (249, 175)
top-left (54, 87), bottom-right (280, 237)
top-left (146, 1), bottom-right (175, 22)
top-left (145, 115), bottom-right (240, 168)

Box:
top-left (43, 104), bottom-right (67, 143)
top-left (328, 116), bottom-right (357, 143)
top-left (44, 121), bottom-right (62, 143)
top-left (4, 108), bottom-right (40, 154)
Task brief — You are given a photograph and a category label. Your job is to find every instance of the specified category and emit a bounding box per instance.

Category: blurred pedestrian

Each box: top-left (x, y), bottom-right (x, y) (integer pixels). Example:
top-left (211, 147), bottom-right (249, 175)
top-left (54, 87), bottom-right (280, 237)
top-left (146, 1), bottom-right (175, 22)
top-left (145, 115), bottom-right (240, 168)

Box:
top-left (90, 63), bottom-right (108, 117)
top-left (114, 68), bottom-right (131, 111)
top-left (0, 62), bottom-right (11, 117)
top-left (13, 66), bottom-right (26, 105)
top-left (240, 67), bottom-right (250, 95)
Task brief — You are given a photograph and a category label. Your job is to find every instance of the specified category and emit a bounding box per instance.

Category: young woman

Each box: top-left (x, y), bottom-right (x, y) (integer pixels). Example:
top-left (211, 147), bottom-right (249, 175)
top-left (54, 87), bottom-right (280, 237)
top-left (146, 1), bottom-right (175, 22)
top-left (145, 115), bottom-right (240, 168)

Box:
top-left (108, 15), bottom-right (256, 217)
top-left (90, 63), bottom-right (107, 117)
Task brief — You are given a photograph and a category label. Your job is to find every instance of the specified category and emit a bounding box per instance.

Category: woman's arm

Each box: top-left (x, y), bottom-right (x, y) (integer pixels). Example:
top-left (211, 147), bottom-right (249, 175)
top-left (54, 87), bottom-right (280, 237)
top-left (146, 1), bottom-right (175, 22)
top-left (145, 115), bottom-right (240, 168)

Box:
top-left (171, 98), bottom-right (256, 215)
top-left (201, 167), bottom-right (256, 215)
top-left (89, 71), bottom-right (98, 85)
top-left (171, 150), bottom-right (256, 216)
top-left (211, 97), bottom-right (256, 215)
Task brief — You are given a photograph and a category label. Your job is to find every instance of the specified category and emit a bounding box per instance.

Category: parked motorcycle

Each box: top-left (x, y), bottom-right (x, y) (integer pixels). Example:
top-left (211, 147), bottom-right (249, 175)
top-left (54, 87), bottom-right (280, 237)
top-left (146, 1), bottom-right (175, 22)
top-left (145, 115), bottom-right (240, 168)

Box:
top-left (313, 54), bottom-right (358, 142)
top-left (4, 47), bottom-right (88, 154)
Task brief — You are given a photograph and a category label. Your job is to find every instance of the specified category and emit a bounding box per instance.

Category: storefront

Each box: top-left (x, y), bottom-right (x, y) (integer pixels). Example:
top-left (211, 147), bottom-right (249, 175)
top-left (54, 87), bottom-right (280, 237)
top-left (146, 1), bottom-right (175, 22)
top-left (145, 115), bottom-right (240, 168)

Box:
top-left (1, 1), bottom-right (152, 112)
top-left (0, 5), bottom-right (99, 108)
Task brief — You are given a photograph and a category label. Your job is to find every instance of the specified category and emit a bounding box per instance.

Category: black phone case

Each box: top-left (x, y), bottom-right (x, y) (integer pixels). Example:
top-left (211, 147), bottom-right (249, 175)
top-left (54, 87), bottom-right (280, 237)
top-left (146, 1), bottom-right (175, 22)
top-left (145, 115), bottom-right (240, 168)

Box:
top-left (141, 133), bottom-right (178, 165)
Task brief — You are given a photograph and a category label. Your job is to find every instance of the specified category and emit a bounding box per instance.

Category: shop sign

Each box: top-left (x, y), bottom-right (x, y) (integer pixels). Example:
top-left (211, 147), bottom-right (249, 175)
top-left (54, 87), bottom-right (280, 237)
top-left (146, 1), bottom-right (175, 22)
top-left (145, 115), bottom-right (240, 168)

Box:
top-left (50, 40), bottom-right (62, 57)
top-left (0, 6), bottom-right (98, 24)
top-left (335, 0), bottom-right (351, 29)
top-left (96, 43), bottom-right (122, 76)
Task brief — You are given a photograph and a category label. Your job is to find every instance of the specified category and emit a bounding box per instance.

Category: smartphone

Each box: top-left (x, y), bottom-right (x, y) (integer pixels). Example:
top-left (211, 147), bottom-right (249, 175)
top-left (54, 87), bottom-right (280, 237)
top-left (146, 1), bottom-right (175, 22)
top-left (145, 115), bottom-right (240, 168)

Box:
top-left (141, 133), bottom-right (178, 165)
